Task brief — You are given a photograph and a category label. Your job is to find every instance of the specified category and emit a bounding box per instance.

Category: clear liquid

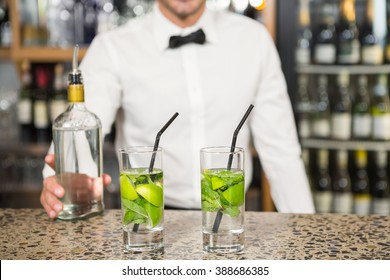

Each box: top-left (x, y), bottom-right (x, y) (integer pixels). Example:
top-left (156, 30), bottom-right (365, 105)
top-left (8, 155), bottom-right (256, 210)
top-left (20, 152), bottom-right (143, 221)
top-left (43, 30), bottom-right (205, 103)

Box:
top-left (53, 127), bottom-right (104, 220)
top-left (202, 209), bottom-right (245, 253)
top-left (120, 168), bottom-right (164, 252)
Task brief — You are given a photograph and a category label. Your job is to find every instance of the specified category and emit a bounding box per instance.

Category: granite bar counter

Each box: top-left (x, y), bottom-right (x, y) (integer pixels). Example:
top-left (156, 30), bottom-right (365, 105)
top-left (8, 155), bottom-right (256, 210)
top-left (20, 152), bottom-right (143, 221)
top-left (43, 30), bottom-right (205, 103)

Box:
top-left (0, 208), bottom-right (389, 260)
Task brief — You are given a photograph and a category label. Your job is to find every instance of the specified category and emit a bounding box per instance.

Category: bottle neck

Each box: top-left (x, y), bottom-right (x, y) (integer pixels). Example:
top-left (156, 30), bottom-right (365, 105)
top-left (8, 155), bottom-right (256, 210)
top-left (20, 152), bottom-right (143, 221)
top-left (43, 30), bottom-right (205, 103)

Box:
top-left (299, 0), bottom-right (310, 27)
top-left (366, 0), bottom-right (374, 24)
top-left (68, 84), bottom-right (85, 103)
top-left (340, 0), bottom-right (356, 23)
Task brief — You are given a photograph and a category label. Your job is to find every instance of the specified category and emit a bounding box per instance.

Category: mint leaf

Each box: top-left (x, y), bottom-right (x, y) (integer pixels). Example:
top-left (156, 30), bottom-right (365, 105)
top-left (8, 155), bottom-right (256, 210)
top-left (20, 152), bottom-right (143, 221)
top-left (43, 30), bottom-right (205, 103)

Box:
top-left (122, 199), bottom-right (148, 217)
top-left (223, 206), bottom-right (241, 217)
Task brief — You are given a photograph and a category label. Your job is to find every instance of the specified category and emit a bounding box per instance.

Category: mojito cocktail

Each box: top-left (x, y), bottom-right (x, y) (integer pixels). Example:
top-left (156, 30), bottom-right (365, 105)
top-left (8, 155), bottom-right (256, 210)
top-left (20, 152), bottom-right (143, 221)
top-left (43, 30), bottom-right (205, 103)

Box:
top-left (200, 147), bottom-right (245, 253)
top-left (119, 147), bottom-right (164, 252)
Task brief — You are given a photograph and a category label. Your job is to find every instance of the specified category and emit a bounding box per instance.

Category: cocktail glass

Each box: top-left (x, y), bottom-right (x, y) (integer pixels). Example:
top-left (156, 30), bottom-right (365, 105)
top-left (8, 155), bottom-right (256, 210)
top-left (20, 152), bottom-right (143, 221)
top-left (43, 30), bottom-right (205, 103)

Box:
top-left (119, 146), bottom-right (164, 252)
top-left (200, 146), bottom-right (245, 253)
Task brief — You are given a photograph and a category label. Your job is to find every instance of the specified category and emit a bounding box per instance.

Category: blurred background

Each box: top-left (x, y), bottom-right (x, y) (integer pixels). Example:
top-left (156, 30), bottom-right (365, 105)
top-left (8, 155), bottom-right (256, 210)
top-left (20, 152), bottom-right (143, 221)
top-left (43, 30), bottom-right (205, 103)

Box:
top-left (1, 0), bottom-right (390, 216)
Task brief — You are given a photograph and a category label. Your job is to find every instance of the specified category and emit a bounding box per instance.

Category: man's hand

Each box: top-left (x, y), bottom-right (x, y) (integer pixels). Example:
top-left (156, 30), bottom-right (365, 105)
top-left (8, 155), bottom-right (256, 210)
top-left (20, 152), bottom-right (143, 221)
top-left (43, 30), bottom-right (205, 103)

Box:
top-left (40, 154), bottom-right (112, 219)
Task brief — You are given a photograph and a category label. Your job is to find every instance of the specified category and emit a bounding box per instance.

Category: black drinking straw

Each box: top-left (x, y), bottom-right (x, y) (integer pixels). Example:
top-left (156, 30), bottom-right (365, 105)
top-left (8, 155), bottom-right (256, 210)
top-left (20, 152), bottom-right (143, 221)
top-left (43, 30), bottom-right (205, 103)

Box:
top-left (133, 112), bottom-right (179, 232)
top-left (212, 104), bottom-right (254, 233)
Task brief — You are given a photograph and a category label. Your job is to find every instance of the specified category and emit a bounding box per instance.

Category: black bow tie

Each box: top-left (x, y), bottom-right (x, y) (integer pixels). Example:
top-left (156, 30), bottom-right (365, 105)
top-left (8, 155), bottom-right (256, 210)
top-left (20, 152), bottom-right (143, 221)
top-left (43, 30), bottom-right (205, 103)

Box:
top-left (168, 29), bottom-right (206, 49)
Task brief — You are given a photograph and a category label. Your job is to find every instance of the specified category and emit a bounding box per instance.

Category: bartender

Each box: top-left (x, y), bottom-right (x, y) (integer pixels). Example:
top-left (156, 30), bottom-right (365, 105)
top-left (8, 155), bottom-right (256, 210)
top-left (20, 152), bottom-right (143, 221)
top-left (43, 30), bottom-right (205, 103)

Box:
top-left (41, 0), bottom-right (315, 218)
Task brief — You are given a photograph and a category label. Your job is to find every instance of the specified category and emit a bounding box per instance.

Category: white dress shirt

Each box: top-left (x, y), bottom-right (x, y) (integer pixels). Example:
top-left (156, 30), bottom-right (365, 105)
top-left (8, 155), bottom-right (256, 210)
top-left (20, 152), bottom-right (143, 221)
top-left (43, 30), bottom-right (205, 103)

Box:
top-left (44, 4), bottom-right (315, 213)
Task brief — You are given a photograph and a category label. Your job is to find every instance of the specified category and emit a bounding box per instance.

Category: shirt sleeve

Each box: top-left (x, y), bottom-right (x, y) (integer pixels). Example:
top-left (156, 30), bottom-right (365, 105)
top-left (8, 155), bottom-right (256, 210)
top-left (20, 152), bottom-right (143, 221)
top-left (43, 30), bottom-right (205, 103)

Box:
top-left (42, 34), bottom-right (122, 179)
top-left (250, 27), bottom-right (315, 214)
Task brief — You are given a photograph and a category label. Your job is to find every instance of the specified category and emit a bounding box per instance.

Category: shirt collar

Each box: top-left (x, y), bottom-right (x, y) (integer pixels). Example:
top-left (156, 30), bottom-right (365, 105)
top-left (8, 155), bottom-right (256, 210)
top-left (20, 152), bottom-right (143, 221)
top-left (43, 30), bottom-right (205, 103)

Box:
top-left (152, 3), bottom-right (217, 52)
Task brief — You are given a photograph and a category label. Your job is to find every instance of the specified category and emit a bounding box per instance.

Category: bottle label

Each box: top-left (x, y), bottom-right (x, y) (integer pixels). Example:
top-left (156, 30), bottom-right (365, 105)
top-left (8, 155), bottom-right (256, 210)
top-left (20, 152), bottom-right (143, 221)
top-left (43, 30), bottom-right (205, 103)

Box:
top-left (333, 193), bottom-right (353, 213)
top-left (372, 114), bottom-right (390, 140)
top-left (331, 113), bottom-right (351, 139)
top-left (17, 99), bottom-right (32, 124)
top-left (314, 44), bottom-right (336, 64)
top-left (315, 191), bottom-right (332, 213)
top-left (372, 198), bottom-right (390, 215)
top-left (352, 114), bottom-right (371, 138)
top-left (295, 48), bottom-right (311, 64)
top-left (337, 40), bottom-right (360, 64)
top-left (34, 101), bottom-right (49, 128)
top-left (362, 45), bottom-right (384, 65)
top-left (353, 194), bottom-right (371, 215)
top-left (312, 119), bottom-right (330, 137)
top-left (299, 118), bottom-right (311, 138)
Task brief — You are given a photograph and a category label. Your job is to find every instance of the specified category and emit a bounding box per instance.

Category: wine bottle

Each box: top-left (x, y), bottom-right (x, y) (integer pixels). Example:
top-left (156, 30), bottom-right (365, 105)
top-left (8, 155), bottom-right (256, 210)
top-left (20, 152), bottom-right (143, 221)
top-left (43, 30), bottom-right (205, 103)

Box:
top-left (17, 60), bottom-right (33, 142)
top-left (352, 150), bottom-right (371, 215)
top-left (50, 63), bottom-right (68, 123)
top-left (352, 75), bottom-right (371, 139)
top-left (331, 71), bottom-right (352, 140)
top-left (360, 0), bottom-right (384, 65)
top-left (371, 74), bottom-right (390, 140)
top-left (371, 150), bottom-right (390, 215)
top-left (385, 0), bottom-right (390, 63)
top-left (312, 74), bottom-right (331, 138)
top-left (52, 45), bottom-right (104, 220)
top-left (296, 74), bottom-right (312, 138)
top-left (313, 3), bottom-right (336, 64)
top-left (295, 0), bottom-right (312, 65)
top-left (33, 65), bottom-right (51, 143)
top-left (332, 150), bottom-right (353, 213)
top-left (336, 0), bottom-right (360, 64)
top-left (313, 149), bottom-right (332, 213)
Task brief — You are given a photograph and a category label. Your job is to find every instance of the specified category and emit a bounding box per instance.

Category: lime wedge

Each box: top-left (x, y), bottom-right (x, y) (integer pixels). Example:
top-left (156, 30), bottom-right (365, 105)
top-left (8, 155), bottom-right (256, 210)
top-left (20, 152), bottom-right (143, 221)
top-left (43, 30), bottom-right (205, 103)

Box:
top-left (222, 181), bottom-right (244, 206)
top-left (120, 175), bottom-right (139, 200)
top-left (211, 176), bottom-right (224, 190)
top-left (136, 184), bottom-right (163, 207)
top-left (143, 201), bottom-right (163, 227)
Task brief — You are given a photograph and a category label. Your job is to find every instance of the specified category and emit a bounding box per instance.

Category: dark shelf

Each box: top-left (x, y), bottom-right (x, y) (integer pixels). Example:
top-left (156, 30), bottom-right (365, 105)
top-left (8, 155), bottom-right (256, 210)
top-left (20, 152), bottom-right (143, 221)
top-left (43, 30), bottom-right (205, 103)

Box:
top-left (301, 138), bottom-right (390, 151)
top-left (296, 64), bottom-right (390, 75)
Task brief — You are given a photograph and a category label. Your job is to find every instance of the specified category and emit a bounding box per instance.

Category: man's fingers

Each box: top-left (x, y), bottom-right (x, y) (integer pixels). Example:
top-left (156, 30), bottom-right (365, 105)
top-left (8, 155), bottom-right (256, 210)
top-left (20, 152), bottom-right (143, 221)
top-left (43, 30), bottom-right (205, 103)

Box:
top-left (103, 174), bottom-right (112, 186)
top-left (43, 177), bottom-right (64, 198)
top-left (45, 154), bottom-right (55, 170)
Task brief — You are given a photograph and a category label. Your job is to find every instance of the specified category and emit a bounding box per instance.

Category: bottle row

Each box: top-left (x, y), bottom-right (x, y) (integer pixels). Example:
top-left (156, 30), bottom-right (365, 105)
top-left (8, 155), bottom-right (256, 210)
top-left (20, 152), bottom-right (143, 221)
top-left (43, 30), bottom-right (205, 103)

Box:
top-left (16, 61), bottom-right (68, 143)
top-left (296, 72), bottom-right (390, 141)
top-left (303, 148), bottom-right (390, 215)
top-left (296, 0), bottom-right (390, 65)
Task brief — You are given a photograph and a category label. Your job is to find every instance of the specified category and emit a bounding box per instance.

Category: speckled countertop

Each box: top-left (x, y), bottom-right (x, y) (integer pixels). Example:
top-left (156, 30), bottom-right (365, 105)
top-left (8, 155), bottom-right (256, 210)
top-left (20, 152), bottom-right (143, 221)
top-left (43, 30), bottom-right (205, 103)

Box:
top-left (0, 209), bottom-right (389, 260)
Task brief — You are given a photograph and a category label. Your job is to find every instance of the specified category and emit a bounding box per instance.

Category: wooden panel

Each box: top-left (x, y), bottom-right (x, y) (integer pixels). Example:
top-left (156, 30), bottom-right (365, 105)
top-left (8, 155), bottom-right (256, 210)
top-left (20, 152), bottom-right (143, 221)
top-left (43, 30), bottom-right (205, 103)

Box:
top-left (0, 47), bottom-right (11, 60)
top-left (262, 0), bottom-right (277, 42)
top-left (12, 47), bottom-right (87, 62)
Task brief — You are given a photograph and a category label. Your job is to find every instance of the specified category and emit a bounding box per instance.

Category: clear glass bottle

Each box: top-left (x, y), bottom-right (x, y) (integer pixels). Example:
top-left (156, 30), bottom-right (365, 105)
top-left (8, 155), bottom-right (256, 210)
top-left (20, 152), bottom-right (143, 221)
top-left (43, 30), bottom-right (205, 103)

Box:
top-left (331, 71), bottom-right (352, 140)
top-left (53, 46), bottom-right (104, 220)
top-left (312, 74), bottom-right (331, 138)
top-left (371, 150), bottom-right (390, 215)
top-left (332, 150), bottom-right (353, 213)
top-left (313, 149), bottom-right (332, 213)
top-left (360, 0), bottom-right (384, 65)
top-left (295, 0), bottom-right (312, 65)
top-left (336, 0), bottom-right (360, 64)
top-left (352, 75), bottom-right (371, 139)
top-left (33, 65), bottom-right (51, 143)
top-left (371, 74), bottom-right (390, 140)
top-left (352, 150), bottom-right (371, 215)
top-left (313, 3), bottom-right (336, 64)
top-left (385, 0), bottom-right (390, 63)
top-left (17, 60), bottom-right (33, 142)
top-left (50, 63), bottom-right (68, 123)
top-left (296, 74), bottom-right (312, 139)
